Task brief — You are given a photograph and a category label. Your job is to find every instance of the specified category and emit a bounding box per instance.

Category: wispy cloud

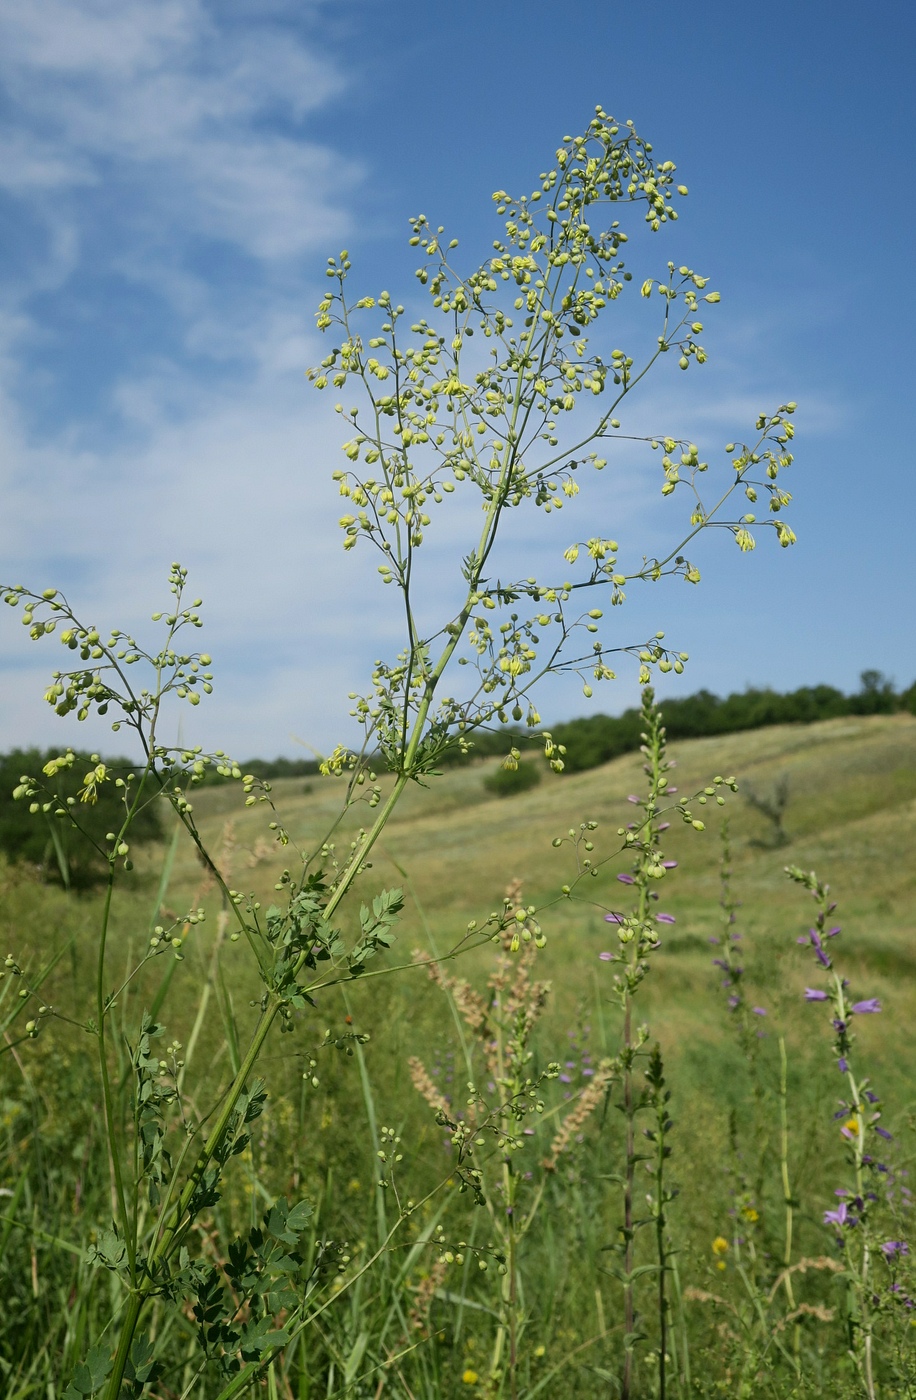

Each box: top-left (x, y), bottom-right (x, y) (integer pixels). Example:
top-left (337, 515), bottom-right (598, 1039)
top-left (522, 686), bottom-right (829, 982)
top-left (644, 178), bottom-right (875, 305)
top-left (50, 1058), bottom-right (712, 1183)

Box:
top-left (0, 1), bottom-right (374, 752)
top-left (0, 4), bottom-right (846, 757)
top-left (0, 1), bottom-right (349, 245)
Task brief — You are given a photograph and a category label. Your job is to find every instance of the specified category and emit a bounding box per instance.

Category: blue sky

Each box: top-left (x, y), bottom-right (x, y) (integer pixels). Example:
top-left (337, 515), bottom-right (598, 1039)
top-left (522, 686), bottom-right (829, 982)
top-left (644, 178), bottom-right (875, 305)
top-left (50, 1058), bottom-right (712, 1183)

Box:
top-left (0, 0), bottom-right (913, 759)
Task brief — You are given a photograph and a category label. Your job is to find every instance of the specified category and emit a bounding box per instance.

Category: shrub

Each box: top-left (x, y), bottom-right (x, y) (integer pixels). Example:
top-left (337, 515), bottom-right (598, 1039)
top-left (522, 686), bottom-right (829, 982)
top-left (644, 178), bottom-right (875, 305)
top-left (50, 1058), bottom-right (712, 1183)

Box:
top-left (483, 758), bottom-right (542, 797)
top-left (0, 747), bottom-right (162, 888)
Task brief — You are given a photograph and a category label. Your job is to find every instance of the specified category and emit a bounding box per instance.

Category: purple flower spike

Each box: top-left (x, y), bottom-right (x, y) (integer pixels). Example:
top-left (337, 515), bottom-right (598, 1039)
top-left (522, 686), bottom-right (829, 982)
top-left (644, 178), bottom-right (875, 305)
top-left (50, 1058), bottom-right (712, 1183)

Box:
top-left (663, 860), bottom-right (678, 869)
top-left (809, 929), bottom-right (832, 968)
top-left (852, 999), bottom-right (882, 1015)
top-left (656, 913), bottom-right (676, 924)
top-left (604, 913), bottom-right (624, 924)
top-left (657, 821), bottom-right (671, 832)
top-left (804, 989), bottom-right (829, 1001)
top-left (728, 995), bottom-right (740, 1009)
top-left (838, 1057), bottom-right (849, 1072)
top-left (627, 794), bottom-right (640, 804)
top-left (824, 1202), bottom-right (850, 1227)
top-left (559, 1074), bottom-right (571, 1084)
top-left (876, 1126), bottom-right (893, 1140)
top-left (708, 936), bottom-right (721, 945)
top-left (598, 951), bottom-right (613, 962)
top-left (617, 873), bottom-right (635, 885)
top-left (752, 1007), bottom-right (767, 1016)
top-left (827, 925), bottom-right (841, 938)
top-left (882, 1241), bottom-right (909, 1258)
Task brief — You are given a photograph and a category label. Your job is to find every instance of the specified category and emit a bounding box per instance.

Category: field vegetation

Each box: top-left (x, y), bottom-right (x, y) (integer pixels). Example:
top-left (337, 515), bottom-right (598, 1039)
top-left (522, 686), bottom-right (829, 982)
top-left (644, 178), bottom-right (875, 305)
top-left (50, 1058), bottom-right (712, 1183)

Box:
top-left (1, 107), bottom-right (910, 1399)
top-left (3, 710), bottom-right (916, 1397)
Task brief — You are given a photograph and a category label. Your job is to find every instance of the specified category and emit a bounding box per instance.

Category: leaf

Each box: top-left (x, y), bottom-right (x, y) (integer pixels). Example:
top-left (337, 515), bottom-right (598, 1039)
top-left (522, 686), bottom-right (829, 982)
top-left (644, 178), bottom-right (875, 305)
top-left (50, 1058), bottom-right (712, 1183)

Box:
top-left (243, 1079), bottom-right (267, 1123)
top-left (285, 1199), bottom-right (313, 1235)
top-left (70, 1365), bottom-right (94, 1395)
top-left (343, 1330), bottom-right (370, 1384)
top-left (239, 1317), bottom-right (290, 1359)
top-left (126, 1333), bottom-right (159, 1387)
top-left (88, 1225), bottom-right (128, 1272)
top-left (67, 1345), bottom-right (113, 1396)
top-left (256, 1329), bottom-right (291, 1351)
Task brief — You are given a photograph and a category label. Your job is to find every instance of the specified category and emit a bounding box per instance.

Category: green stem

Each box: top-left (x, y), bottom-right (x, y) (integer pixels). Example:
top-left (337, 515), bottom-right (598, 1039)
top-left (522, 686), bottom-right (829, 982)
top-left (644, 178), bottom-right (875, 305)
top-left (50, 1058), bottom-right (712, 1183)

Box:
top-left (778, 1035), bottom-right (800, 1368)
top-left (655, 1103), bottom-right (668, 1400)
top-left (108, 1292), bottom-right (142, 1394)
top-left (96, 871), bottom-right (135, 1283)
top-left (621, 986), bottom-right (638, 1400)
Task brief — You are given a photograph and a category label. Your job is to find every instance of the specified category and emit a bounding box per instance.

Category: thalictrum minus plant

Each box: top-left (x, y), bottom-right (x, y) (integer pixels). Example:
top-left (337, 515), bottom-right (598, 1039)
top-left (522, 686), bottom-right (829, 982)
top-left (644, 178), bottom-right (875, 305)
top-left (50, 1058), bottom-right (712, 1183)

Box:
top-left (0, 108), bottom-right (799, 1398)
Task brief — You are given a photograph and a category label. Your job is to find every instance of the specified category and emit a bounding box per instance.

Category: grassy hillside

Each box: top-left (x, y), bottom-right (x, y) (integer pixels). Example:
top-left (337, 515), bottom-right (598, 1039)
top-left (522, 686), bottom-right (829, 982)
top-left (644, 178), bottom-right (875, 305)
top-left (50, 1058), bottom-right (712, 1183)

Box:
top-left (156, 710), bottom-right (916, 1045)
top-left (3, 710), bottom-right (916, 1398)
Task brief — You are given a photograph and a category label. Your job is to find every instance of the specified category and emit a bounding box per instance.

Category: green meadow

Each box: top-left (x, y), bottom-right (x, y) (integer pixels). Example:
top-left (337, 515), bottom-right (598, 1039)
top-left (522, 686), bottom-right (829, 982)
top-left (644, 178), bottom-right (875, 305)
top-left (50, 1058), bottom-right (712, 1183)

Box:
top-left (3, 708), bottom-right (916, 1397)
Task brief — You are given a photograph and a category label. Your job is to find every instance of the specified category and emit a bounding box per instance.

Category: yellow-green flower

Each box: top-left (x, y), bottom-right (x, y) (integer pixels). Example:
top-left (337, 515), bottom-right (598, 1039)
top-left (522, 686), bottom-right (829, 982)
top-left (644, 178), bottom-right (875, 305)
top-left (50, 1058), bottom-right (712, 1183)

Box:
top-left (462, 1369), bottom-right (479, 1385)
top-left (712, 1235), bottom-right (729, 1256)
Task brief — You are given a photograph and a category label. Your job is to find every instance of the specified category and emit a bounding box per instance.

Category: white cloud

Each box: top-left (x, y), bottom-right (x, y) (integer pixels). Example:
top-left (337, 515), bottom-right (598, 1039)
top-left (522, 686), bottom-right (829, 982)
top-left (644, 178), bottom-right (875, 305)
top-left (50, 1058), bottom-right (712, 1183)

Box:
top-left (0, 1), bottom-right (377, 753)
top-left (0, 0), bottom-right (355, 295)
top-left (0, 4), bottom-right (844, 758)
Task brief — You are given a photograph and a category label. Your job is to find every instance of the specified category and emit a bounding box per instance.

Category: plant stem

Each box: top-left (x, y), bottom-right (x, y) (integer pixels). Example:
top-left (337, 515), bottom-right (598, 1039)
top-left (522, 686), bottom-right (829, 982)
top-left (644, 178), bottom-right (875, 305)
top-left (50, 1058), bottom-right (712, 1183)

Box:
top-left (778, 1035), bottom-right (800, 1367)
top-left (97, 870), bottom-right (136, 1284)
top-left (622, 992), bottom-right (635, 1400)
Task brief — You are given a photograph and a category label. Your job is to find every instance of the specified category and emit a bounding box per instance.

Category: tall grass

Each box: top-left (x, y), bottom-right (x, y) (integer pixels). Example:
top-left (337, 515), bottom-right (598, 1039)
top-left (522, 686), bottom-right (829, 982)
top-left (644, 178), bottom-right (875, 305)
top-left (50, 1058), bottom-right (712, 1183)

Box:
top-left (3, 711), bottom-right (915, 1396)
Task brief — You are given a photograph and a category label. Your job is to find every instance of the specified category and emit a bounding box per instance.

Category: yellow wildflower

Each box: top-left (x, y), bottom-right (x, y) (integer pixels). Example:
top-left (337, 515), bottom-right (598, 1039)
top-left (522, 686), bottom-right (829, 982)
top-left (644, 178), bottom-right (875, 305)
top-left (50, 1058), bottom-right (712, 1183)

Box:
top-left (742, 1207), bottom-right (759, 1223)
top-left (462, 1370), bottom-right (479, 1385)
top-left (712, 1236), bottom-right (729, 1256)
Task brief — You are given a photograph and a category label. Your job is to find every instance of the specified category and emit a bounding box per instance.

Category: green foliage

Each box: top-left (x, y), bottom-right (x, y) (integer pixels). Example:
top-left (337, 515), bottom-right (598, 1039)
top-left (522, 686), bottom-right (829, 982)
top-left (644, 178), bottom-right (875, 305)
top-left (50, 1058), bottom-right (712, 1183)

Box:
top-left (189, 1196), bottom-right (314, 1379)
top-left (483, 757), bottom-right (542, 796)
top-left (0, 747), bottom-right (162, 887)
top-left (1, 712), bottom-right (916, 1396)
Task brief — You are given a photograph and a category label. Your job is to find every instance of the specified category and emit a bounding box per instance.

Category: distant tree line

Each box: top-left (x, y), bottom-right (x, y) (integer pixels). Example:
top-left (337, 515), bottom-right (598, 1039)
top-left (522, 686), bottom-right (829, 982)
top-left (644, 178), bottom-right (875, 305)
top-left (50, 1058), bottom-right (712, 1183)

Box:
top-left (0, 749), bottom-right (162, 888)
top-left (1, 673), bottom-right (911, 882)
top-left (439, 669), bottom-right (914, 774)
